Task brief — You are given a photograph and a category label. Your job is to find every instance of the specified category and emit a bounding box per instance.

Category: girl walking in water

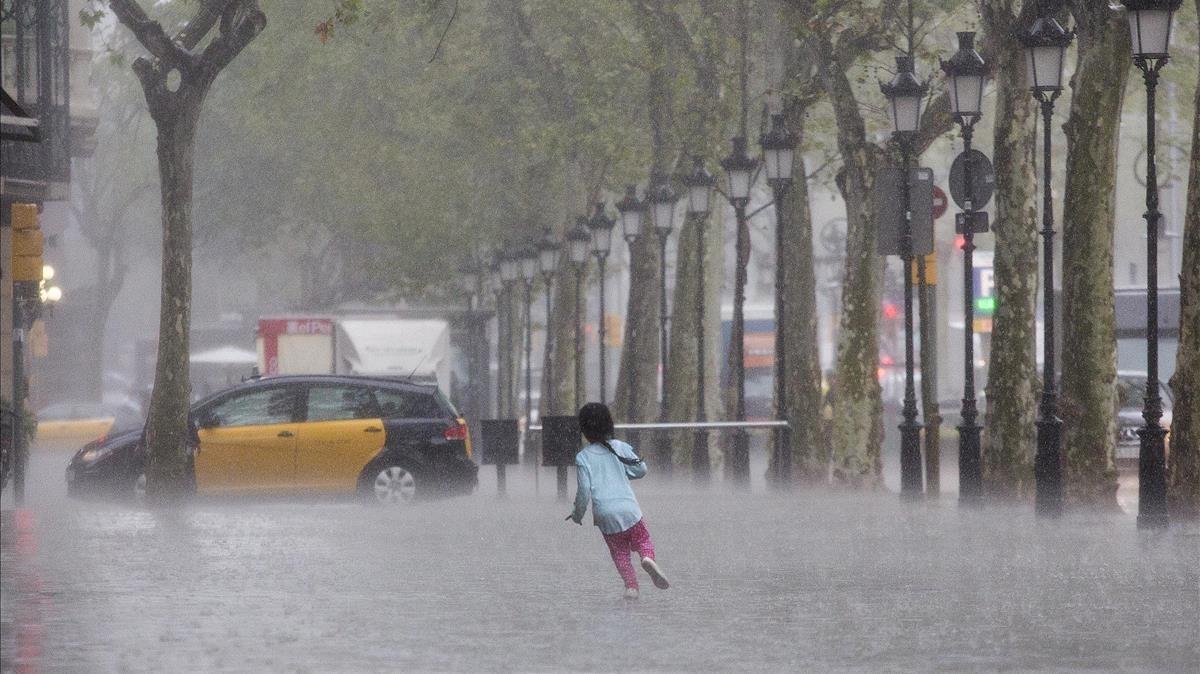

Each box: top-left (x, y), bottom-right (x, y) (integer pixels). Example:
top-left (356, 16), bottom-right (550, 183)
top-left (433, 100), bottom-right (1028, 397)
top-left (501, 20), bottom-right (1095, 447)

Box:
top-left (566, 403), bottom-right (670, 599)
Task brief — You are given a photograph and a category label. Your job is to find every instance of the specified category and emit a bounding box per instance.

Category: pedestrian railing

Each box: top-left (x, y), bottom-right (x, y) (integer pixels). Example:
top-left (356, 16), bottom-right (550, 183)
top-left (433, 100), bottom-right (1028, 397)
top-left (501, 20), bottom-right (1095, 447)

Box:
top-left (527, 420), bottom-right (789, 432)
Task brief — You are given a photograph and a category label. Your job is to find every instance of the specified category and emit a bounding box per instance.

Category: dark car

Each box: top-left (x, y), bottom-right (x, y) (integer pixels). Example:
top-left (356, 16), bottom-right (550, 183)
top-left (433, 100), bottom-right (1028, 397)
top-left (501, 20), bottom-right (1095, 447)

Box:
top-left (66, 375), bottom-right (477, 505)
top-left (1114, 371), bottom-right (1173, 466)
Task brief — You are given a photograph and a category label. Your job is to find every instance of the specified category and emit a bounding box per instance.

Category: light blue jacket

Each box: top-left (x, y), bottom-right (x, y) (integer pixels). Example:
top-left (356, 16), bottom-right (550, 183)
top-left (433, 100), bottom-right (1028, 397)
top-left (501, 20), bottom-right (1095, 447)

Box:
top-left (569, 439), bottom-right (646, 534)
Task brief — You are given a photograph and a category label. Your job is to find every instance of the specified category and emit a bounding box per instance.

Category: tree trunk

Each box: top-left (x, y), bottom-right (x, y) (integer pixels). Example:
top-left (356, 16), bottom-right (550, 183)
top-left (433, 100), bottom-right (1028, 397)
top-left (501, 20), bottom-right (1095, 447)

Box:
top-left (613, 9), bottom-right (675, 431)
top-left (662, 0), bottom-right (727, 473)
top-left (1059, 1), bottom-right (1129, 507)
top-left (613, 237), bottom-right (663, 423)
top-left (111, 0), bottom-right (265, 501)
top-left (813, 40), bottom-right (884, 487)
top-left (1168, 51), bottom-right (1200, 518)
top-left (665, 208), bottom-right (726, 470)
top-left (144, 110), bottom-right (200, 500)
top-left (779, 104), bottom-right (825, 484)
top-left (980, 0), bottom-right (1040, 500)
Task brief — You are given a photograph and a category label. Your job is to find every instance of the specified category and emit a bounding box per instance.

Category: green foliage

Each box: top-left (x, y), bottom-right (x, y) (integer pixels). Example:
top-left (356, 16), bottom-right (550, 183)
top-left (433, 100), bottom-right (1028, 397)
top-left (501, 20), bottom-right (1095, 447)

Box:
top-left (79, 7), bottom-right (106, 29)
top-left (188, 0), bottom-right (665, 299)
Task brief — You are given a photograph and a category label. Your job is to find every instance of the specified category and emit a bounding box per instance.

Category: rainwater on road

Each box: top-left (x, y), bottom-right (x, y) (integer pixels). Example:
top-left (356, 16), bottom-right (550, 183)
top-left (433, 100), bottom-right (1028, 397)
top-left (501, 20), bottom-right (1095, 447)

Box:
top-left (2, 446), bottom-right (1198, 671)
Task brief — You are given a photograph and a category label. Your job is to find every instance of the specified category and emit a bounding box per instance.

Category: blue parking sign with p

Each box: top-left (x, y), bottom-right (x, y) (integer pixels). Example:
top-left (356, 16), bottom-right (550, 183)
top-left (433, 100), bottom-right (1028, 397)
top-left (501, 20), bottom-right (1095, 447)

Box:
top-left (974, 266), bottom-right (996, 315)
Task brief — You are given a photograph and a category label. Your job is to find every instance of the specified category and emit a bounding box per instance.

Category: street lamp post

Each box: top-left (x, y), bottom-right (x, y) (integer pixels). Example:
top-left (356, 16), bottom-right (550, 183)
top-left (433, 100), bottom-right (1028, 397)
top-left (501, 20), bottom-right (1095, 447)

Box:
top-left (537, 228), bottom-right (566, 500)
top-left (941, 31), bottom-right (987, 506)
top-left (567, 219), bottom-right (591, 410)
top-left (518, 245), bottom-right (539, 470)
top-left (759, 113), bottom-right (797, 485)
top-left (493, 249), bottom-right (521, 495)
top-left (499, 250), bottom-right (521, 417)
top-left (587, 202), bottom-right (616, 405)
top-left (1019, 14), bottom-right (1073, 518)
top-left (881, 54), bottom-right (929, 500)
top-left (616, 185), bottom-right (648, 450)
top-left (458, 258), bottom-right (484, 423)
top-left (1124, 0), bottom-right (1179, 530)
top-left (490, 256), bottom-right (505, 418)
top-left (682, 156), bottom-right (716, 482)
top-left (647, 175), bottom-right (679, 475)
top-left (720, 137), bottom-right (760, 487)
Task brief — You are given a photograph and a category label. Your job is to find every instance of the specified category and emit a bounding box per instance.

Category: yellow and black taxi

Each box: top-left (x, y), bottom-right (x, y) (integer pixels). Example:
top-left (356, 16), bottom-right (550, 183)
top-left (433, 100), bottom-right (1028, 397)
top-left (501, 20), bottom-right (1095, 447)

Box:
top-left (66, 375), bottom-right (477, 504)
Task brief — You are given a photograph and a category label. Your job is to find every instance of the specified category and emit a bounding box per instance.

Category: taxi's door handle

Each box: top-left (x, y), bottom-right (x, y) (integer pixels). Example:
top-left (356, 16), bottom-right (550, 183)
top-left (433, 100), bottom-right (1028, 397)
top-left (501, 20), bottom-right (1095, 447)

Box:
top-left (278, 430), bottom-right (295, 438)
top-left (364, 427), bottom-right (382, 433)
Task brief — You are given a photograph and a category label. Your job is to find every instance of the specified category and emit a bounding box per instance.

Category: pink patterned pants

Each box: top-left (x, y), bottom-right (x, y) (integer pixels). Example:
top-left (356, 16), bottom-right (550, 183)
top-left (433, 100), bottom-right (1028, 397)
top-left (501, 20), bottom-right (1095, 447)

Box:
top-left (601, 519), bottom-right (655, 589)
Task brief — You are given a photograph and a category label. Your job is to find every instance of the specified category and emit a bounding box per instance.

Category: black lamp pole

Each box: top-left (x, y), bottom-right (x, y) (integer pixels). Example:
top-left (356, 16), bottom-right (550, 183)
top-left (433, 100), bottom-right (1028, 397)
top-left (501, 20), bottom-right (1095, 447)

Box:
top-left (881, 55), bottom-right (928, 499)
top-left (616, 185), bottom-right (647, 450)
top-left (458, 259), bottom-right (484, 425)
top-left (520, 252), bottom-right (536, 467)
top-left (942, 31), bottom-right (987, 506)
top-left (721, 137), bottom-right (759, 487)
top-left (491, 280), bottom-right (502, 418)
top-left (648, 175), bottom-right (679, 475)
top-left (575, 263), bottom-right (585, 408)
top-left (538, 230), bottom-right (563, 499)
top-left (1125, 0), bottom-right (1178, 529)
top-left (760, 113), bottom-right (798, 485)
top-left (1020, 15), bottom-right (1073, 518)
top-left (588, 202), bottom-right (616, 406)
top-left (683, 156), bottom-right (716, 483)
top-left (898, 135), bottom-right (923, 499)
top-left (568, 218), bottom-right (591, 410)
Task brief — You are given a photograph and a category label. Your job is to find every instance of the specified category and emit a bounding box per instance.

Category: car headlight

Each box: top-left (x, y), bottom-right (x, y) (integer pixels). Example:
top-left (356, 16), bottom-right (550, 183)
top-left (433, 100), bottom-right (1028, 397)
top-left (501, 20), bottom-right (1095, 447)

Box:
top-left (80, 445), bottom-right (115, 463)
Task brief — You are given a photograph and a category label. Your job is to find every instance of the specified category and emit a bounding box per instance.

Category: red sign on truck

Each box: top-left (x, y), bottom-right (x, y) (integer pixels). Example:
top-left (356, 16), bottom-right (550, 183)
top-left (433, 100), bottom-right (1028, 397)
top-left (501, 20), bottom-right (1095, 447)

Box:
top-left (258, 317), bottom-right (334, 375)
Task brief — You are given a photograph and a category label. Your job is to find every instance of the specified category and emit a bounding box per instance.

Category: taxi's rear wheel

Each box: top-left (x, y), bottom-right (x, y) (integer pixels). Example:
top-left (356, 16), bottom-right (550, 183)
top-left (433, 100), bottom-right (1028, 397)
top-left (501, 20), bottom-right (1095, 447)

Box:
top-left (364, 462), bottom-right (417, 505)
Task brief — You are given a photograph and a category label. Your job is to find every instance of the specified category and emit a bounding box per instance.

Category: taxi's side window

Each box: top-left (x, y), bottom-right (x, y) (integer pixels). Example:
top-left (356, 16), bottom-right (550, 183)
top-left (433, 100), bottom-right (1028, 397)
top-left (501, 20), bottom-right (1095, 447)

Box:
top-left (306, 386), bottom-right (377, 422)
top-left (374, 388), bottom-right (443, 419)
top-left (207, 388), bottom-right (297, 427)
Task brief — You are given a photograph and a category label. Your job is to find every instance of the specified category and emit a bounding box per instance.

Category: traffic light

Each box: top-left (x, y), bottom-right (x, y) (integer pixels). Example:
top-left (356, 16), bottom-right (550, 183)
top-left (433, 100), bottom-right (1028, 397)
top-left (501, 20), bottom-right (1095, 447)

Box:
top-left (10, 203), bottom-right (43, 283)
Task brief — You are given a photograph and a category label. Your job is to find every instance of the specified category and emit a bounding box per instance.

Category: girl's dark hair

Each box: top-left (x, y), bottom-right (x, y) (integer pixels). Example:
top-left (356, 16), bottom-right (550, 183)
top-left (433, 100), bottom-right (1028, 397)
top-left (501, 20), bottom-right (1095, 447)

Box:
top-left (578, 402), bottom-right (614, 443)
top-left (578, 402), bottom-right (643, 467)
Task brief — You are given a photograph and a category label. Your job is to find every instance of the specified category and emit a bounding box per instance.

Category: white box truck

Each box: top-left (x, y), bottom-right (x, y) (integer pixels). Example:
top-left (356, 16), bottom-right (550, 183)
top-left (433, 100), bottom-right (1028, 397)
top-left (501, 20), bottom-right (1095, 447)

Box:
top-left (256, 316), bottom-right (451, 391)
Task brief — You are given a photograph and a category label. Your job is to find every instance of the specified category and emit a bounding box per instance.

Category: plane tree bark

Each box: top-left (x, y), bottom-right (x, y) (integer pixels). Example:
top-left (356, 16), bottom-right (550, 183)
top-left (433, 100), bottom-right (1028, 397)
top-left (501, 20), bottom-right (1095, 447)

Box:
top-left (1168, 43), bottom-right (1200, 518)
top-left (613, 0), bottom-right (678, 433)
top-left (979, 0), bottom-right (1042, 499)
top-left (775, 19), bottom-right (826, 484)
top-left (653, 1), bottom-right (730, 472)
top-left (108, 0), bottom-right (265, 501)
top-left (1060, 0), bottom-right (1129, 507)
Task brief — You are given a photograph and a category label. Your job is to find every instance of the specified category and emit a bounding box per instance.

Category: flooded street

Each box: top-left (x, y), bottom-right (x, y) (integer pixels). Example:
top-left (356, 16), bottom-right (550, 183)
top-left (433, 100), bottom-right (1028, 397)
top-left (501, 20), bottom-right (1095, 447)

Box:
top-left (2, 448), bottom-right (1197, 671)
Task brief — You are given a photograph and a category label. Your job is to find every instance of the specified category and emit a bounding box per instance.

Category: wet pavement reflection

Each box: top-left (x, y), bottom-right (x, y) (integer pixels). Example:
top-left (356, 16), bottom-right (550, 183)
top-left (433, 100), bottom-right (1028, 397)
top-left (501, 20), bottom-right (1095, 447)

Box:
top-left (2, 448), bottom-right (1198, 671)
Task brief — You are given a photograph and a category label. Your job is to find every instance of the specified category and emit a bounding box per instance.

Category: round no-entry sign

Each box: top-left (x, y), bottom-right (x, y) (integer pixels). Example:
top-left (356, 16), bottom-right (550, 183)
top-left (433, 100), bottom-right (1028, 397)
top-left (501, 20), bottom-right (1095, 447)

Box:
top-left (932, 185), bottom-right (948, 220)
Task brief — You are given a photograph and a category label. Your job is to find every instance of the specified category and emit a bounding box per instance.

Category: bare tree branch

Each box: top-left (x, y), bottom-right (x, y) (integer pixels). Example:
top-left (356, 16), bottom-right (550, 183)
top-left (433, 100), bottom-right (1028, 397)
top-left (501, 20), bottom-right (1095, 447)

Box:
top-left (198, 1), bottom-right (266, 79)
top-left (175, 0), bottom-right (234, 51)
top-left (108, 0), bottom-right (192, 68)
